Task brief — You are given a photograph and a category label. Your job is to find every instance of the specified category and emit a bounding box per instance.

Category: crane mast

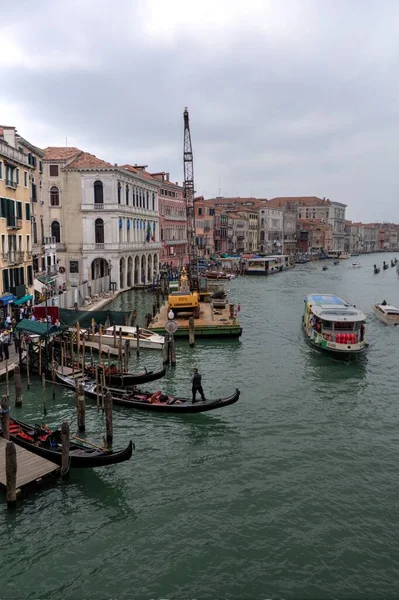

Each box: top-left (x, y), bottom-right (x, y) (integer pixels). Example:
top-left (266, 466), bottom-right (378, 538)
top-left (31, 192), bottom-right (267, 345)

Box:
top-left (183, 107), bottom-right (198, 289)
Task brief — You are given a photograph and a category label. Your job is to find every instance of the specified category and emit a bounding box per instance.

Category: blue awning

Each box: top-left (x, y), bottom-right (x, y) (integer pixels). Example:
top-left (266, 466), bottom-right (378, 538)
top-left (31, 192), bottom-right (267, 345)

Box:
top-left (0, 294), bottom-right (15, 305)
top-left (13, 294), bottom-right (33, 306)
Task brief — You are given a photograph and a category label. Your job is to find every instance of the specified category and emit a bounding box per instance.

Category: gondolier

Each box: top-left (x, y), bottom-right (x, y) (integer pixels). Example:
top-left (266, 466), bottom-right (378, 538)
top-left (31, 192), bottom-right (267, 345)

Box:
top-left (191, 368), bottom-right (206, 403)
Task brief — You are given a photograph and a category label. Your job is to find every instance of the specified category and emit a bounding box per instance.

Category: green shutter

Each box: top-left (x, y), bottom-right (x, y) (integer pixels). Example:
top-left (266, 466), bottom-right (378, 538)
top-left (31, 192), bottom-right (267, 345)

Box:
top-left (17, 202), bottom-right (22, 219)
top-left (25, 203), bottom-right (31, 221)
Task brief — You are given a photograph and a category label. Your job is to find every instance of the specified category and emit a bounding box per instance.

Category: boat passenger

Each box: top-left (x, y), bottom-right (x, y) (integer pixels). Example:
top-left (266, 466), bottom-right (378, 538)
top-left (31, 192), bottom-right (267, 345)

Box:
top-left (191, 368), bottom-right (206, 403)
top-left (381, 300), bottom-right (387, 306)
top-left (360, 323), bottom-right (366, 341)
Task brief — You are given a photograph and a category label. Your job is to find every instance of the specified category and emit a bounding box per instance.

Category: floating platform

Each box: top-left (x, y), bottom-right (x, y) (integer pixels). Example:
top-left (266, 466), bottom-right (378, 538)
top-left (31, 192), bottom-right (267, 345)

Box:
top-left (148, 302), bottom-right (242, 338)
top-left (0, 437), bottom-right (59, 493)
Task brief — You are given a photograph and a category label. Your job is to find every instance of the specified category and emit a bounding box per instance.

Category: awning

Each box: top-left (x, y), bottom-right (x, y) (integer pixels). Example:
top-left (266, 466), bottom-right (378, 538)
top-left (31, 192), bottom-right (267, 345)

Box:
top-left (13, 294), bottom-right (33, 306)
top-left (15, 319), bottom-right (60, 337)
top-left (0, 294), bottom-right (15, 305)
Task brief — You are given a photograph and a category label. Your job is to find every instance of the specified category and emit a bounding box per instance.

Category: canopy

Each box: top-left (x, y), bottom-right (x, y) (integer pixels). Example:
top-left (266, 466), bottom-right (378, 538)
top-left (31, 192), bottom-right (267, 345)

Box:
top-left (0, 294), bottom-right (15, 305)
top-left (13, 294), bottom-right (33, 306)
top-left (15, 319), bottom-right (61, 338)
top-left (59, 308), bottom-right (131, 328)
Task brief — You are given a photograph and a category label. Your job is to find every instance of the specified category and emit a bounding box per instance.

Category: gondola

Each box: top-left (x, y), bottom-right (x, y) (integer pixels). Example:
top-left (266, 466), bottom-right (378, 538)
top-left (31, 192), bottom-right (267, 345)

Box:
top-left (1, 418), bottom-right (133, 468)
top-left (83, 364), bottom-right (166, 387)
top-left (56, 371), bottom-right (240, 413)
top-left (383, 261), bottom-right (389, 270)
top-left (374, 265), bottom-right (380, 274)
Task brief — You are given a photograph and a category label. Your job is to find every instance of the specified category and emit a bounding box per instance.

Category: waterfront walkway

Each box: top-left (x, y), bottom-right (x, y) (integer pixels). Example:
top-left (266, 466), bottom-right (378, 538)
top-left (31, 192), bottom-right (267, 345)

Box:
top-left (0, 437), bottom-right (59, 492)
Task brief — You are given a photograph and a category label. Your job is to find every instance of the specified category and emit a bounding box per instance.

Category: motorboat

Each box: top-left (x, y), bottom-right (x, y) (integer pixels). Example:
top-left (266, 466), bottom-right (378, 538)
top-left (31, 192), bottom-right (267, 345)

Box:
top-left (95, 326), bottom-right (164, 350)
top-left (338, 252), bottom-right (350, 259)
top-left (302, 294), bottom-right (367, 355)
top-left (352, 262), bottom-right (361, 268)
top-left (372, 303), bottom-right (399, 326)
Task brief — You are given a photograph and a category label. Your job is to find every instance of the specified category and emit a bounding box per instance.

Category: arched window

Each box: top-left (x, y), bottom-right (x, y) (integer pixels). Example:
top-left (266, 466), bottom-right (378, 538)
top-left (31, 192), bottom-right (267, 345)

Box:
top-left (51, 221), bottom-right (61, 243)
top-left (94, 180), bottom-right (103, 204)
top-left (95, 218), bottom-right (104, 243)
top-left (260, 231), bottom-right (265, 242)
top-left (117, 182), bottom-right (121, 204)
top-left (50, 186), bottom-right (60, 206)
top-left (126, 184), bottom-right (129, 205)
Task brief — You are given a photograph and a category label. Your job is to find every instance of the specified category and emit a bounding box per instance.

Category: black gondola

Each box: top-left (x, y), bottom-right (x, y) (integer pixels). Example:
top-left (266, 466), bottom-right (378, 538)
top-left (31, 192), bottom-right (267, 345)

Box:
top-left (1, 418), bottom-right (133, 468)
top-left (374, 265), bottom-right (380, 274)
top-left (83, 364), bottom-right (166, 387)
top-left (383, 261), bottom-right (389, 270)
top-left (56, 372), bottom-right (240, 413)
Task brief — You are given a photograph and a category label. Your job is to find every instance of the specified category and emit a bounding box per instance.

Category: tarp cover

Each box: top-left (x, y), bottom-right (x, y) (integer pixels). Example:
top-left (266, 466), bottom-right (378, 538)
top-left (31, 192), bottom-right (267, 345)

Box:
top-left (15, 319), bottom-right (61, 338)
top-left (59, 308), bottom-right (130, 328)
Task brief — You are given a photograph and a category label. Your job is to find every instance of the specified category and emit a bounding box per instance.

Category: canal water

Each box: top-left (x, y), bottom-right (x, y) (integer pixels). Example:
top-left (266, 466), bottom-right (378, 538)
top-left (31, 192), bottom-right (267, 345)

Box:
top-left (1, 253), bottom-right (399, 599)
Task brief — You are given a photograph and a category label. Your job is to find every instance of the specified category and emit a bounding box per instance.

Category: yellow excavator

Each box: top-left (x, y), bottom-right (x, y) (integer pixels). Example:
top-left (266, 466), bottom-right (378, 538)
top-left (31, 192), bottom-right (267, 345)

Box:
top-left (168, 267), bottom-right (200, 318)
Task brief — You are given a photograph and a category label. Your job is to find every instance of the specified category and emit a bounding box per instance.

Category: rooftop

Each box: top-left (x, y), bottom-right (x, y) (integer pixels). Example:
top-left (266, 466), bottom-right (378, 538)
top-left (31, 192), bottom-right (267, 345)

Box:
top-left (43, 147), bottom-right (81, 161)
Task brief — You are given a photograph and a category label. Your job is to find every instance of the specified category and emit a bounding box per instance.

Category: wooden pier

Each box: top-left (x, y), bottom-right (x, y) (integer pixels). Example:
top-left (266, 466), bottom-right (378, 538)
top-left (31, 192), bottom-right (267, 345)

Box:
top-left (0, 437), bottom-right (59, 492)
top-left (79, 340), bottom-right (122, 356)
top-left (149, 301), bottom-right (242, 338)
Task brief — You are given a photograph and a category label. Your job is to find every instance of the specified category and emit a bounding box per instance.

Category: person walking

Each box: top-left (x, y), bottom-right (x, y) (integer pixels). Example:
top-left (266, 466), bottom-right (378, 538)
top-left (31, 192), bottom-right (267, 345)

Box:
top-left (1, 330), bottom-right (9, 361)
top-left (191, 368), bottom-right (206, 403)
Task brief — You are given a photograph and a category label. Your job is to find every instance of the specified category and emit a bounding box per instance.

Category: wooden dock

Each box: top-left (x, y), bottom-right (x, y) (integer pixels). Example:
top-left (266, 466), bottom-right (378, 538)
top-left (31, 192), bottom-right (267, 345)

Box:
top-left (149, 301), bottom-right (242, 338)
top-left (0, 437), bottom-right (59, 492)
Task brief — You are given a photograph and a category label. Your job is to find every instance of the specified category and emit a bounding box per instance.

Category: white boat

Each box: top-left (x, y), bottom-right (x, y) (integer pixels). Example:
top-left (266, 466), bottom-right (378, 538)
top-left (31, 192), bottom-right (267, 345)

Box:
top-left (97, 326), bottom-right (164, 350)
top-left (339, 252), bottom-right (351, 260)
top-left (372, 303), bottom-right (399, 326)
top-left (302, 294), bottom-right (367, 354)
top-left (352, 262), bottom-right (361, 268)
top-left (244, 255), bottom-right (295, 275)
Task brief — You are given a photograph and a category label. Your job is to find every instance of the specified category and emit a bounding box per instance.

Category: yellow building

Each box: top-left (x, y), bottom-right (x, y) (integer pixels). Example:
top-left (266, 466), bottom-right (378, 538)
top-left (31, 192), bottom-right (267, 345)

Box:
top-left (0, 126), bottom-right (34, 310)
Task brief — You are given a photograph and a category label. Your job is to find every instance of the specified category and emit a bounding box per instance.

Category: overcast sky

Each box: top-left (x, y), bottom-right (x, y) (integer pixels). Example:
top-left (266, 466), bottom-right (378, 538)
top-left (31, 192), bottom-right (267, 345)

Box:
top-left (1, 0), bottom-right (398, 221)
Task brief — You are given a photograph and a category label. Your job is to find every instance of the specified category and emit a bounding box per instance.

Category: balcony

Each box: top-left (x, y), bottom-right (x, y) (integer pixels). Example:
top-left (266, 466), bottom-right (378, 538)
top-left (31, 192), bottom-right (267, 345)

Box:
top-left (44, 236), bottom-right (56, 251)
top-left (81, 203), bottom-right (158, 216)
top-left (56, 242), bottom-right (66, 252)
top-left (163, 214), bottom-right (186, 221)
top-left (5, 179), bottom-right (17, 190)
top-left (0, 140), bottom-right (29, 166)
top-left (2, 251), bottom-right (25, 264)
top-left (165, 239), bottom-right (187, 246)
top-left (82, 241), bottom-right (161, 252)
top-left (6, 218), bottom-right (23, 230)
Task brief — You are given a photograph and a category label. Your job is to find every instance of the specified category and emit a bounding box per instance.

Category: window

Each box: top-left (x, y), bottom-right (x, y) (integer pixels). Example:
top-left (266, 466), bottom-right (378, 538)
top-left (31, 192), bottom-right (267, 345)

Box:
top-left (27, 265), bottom-right (33, 287)
top-left (152, 192), bottom-right (155, 211)
top-left (50, 186), bottom-right (60, 206)
top-left (24, 171), bottom-right (28, 187)
top-left (27, 235), bottom-right (30, 252)
top-left (95, 218), bottom-right (104, 243)
top-left (16, 168), bottom-right (20, 185)
top-left (16, 202), bottom-right (22, 219)
top-left (94, 180), bottom-right (103, 204)
top-left (198, 207), bottom-right (202, 216)
top-left (0, 161), bottom-right (2, 179)
top-left (51, 221), bottom-right (61, 243)
top-left (126, 184), bottom-right (129, 205)
top-left (118, 182), bottom-right (121, 204)
top-left (49, 164), bottom-right (59, 177)
top-left (70, 260), bottom-right (79, 273)
top-left (209, 208), bottom-right (215, 216)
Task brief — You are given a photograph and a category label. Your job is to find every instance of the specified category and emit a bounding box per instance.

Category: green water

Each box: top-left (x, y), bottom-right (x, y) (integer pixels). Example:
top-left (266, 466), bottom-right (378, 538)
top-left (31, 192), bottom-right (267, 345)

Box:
top-left (1, 254), bottom-right (399, 599)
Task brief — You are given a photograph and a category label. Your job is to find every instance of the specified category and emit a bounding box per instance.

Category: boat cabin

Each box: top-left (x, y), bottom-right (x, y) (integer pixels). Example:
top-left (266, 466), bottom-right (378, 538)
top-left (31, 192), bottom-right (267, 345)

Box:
top-left (304, 294), bottom-right (366, 345)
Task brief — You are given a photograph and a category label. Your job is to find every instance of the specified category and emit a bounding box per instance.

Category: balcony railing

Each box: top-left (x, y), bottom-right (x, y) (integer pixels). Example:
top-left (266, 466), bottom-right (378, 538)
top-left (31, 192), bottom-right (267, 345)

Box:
top-left (165, 239), bottom-right (187, 245)
top-left (81, 203), bottom-right (158, 215)
top-left (6, 219), bottom-right (23, 230)
top-left (2, 251), bottom-right (25, 264)
top-left (5, 179), bottom-right (17, 189)
top-left (0, 140), bottom-right (29, 166)
top-left (83, 241), bottom-right (161, 252)
top-left (163, 214), bottom-right (186, 221)
top-left (56, 242), bottom-right (66, 252)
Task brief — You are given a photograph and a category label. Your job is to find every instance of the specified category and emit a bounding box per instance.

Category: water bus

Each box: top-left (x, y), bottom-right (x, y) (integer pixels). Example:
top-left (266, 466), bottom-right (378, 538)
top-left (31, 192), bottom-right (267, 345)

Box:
top-left (244, 255), bottom-right (295, 275)
top-left (303, 294), bottom-right (367, 355)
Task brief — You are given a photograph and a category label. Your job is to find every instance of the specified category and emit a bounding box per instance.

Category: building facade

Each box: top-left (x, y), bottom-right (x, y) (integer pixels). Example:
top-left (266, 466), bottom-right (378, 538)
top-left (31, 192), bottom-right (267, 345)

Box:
top-left (258, 207), bottom-right (284, 254)
top-left (195, 198), bottom-right (215, 257)
top-left (42, 148), bottom-right (160, 292)
top-left (152, 172), bottom-right (188, 267)
top-left (327, 201), bottom-right (347, 252)
top-left (0, 126), bottom-right (35, 303)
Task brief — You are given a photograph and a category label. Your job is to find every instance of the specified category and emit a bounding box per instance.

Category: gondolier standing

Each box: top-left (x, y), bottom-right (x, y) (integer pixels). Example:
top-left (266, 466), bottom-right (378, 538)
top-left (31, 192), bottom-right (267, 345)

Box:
top-left (191, 368), bottom-right (206, 403)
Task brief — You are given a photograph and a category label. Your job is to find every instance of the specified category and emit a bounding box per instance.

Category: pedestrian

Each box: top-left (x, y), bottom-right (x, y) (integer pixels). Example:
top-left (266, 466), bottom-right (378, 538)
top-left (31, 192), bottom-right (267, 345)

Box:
top-left (1, 330), bottom-right (10, 360)
top-left (5, 315), bottom-right (11, 328)
top-left (191, 368), bottom-right (206, 403)
top-left (19, 307), bottom-right (24, 321)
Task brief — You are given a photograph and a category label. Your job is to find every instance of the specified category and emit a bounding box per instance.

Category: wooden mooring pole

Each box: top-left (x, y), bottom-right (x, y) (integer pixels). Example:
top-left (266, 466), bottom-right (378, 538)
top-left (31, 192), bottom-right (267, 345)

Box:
top-left (189, 316), bottom-right (195, 348)
top-left (95, 366), bottom-right (100, 410)
top-left (14, 365), bottom-right (22, 407)
top-left (26, 345), bottom-right (30, 390)
top-left (77, 382), bottom-right (85, 432)
top-left (42, 373), bottom-right (47, 416)
top-left (6, 441), bottom-right (17, 509)
top-left (5, 359), bottom-right (9, 400)
top-left (136, 324), bottom-right (140, 357)
top-left (124, 340), bottom-right (130, 372)
top-left (162, 333), bottom-right (169, 365)
top-left (169, 334), bottom-right (176, 367)
top-left (104, 391), bottom-right (113, 447)
top-left (1, 394), bottom-right (10, 440)
top-left (61, 421), bottom-right (70, 480)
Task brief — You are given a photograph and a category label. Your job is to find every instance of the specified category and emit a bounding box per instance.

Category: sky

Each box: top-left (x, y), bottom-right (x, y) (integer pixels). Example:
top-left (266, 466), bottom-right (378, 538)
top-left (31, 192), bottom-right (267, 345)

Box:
top-left (1, 0), bottom-right (399, 221)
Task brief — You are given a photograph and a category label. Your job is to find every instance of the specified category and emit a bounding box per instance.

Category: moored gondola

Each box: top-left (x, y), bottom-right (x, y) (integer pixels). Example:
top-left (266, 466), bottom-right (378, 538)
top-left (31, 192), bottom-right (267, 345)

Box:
top-left (83, 364), bottom-right (166, 387)
top-left (56, 371), bottom-right (240, 413)
top-left (1, 418), bottom-right (133, 468)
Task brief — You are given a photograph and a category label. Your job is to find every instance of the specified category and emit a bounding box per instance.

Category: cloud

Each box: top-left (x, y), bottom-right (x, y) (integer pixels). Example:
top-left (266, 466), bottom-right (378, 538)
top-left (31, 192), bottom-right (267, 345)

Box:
top-left (1, 0), bottom-right (399, 221)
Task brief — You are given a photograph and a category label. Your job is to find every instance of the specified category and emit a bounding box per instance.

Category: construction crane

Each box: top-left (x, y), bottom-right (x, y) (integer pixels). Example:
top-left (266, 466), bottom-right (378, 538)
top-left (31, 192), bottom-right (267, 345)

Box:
top-left (183, 107), bottom-right (198, 290)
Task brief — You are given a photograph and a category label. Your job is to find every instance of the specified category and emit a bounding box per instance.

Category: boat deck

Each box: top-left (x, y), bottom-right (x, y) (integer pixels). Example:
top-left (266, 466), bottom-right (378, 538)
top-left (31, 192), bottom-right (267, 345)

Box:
top-left (148, 301), bottom-right (242, 337)
top-left (0, 437), bottom-right (59, 492)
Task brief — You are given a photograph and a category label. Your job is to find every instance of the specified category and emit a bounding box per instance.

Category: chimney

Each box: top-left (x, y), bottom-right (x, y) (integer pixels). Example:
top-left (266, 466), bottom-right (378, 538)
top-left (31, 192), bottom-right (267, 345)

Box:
top-left (175, 182), bottom-right (178, 185)
top-left (3, 126), bottom-right (16, 148)
top-left (165, 173), bottom-right (170, 182)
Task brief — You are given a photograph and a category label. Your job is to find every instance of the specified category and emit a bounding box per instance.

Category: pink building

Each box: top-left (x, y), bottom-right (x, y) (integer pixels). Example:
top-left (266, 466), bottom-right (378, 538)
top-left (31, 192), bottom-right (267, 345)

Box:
top-left (152, 173), bottom-right (188, 267)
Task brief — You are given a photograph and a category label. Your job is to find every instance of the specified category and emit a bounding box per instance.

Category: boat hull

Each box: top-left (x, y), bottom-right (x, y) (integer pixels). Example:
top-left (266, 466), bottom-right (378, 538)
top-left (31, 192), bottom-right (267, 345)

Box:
top-left (86, 367), bottom-right (166, 386)
top-left (302, 322), bottom-right (367, 355)
top-left (98, 334), bottom-right (163, 350)
top-left (372, 307), bottom-right (399, 326)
